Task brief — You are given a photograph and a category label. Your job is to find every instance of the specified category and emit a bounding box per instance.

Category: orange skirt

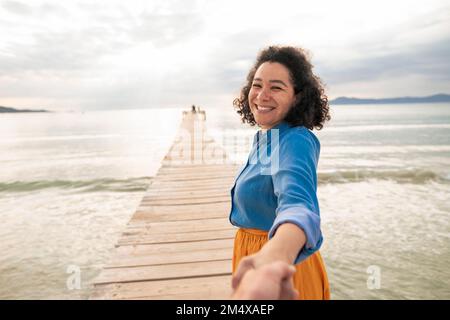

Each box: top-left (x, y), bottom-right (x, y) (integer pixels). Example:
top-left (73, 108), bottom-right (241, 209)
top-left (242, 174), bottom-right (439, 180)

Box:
top-left (232, 228), bottom-right (331, 300)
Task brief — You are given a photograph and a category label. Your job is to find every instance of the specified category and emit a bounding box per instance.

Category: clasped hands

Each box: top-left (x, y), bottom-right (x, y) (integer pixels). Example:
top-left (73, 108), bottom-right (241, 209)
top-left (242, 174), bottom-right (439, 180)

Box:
top-left (231, 251), bottom-right (299, 300)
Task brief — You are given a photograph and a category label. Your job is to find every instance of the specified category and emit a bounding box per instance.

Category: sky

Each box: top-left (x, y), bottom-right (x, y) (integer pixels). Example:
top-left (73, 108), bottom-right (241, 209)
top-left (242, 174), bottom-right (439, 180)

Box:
top-left (0, 0), bottom-right (449, 110)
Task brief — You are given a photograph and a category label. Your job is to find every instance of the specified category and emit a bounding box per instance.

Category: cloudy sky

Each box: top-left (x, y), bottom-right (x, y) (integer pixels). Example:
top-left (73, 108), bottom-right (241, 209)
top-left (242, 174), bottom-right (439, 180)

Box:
top-left (0, 0), bottom-right (449, 110)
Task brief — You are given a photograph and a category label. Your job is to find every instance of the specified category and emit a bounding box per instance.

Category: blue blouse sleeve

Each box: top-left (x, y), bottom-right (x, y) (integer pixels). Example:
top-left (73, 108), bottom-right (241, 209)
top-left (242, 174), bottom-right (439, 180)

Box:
top-left (268, 129), bottom-right (323, 264)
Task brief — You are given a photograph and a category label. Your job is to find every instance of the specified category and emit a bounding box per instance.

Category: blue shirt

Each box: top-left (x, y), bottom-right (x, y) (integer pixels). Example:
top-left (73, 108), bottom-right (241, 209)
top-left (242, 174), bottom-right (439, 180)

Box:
top-left (229, 120), bottom-right (323, 264)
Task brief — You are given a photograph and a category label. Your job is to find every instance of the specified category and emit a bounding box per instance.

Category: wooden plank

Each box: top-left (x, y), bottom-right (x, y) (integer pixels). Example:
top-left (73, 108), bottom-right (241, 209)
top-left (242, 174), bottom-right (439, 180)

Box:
top-left (149, 177), bottom-right (234, 185)
top-left (158, 164), bottom-right (234, 170)
top-left (93, 259), bottom-right (232, 285)
top-left (134, 202), bottom-right (231, 216)
top-left (144, 186), bottom-right (233, 195)
top-left (152, 172), bottom-right (235, 179)
top-left (130, 210), bottom-right (229, 223)
top-left (149, 176), bottom-right (235, 184)
top-left (123, 217), bottom-right (230, 234)
top-left (154, 172), bottom-right (235, 178)
top-left (150, 177), bottom-right (235, 185)
top-left (145, 184), bottom-right (231, 192)
top-left (91, 275), bottom-right (231, 300)
top-left (139, 197), bottom-right (230, 206)
top-left (108, 247), bottom-right (232, 268)
top-left (143, 184), bottom-right (233, 194)
top-left (158, 167), bottom-right (239, 175)
top-left (144, 189), bottom-right (229, 199)
top-left (158, 165), bottom-right (235, 170)
top-left (132, 203), bottom-right (231, 221)
top-left (140, 195), bottom-right (229, 203)
top-left (117, 228), bottom-right (236, 246)
top-left (148, 184), bottom-right (230, 190)
top-left (141, 192), bottom-right (230, 199)
top-left (132, 197), bottom-right (232, 221)
top-left (114, 239), bottom-right (234, 256)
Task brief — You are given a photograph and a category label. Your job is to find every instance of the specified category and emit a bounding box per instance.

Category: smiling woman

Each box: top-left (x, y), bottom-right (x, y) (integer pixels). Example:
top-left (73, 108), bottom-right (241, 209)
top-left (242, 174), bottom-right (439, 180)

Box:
top-left (230, 46), bottom-right (331, 300)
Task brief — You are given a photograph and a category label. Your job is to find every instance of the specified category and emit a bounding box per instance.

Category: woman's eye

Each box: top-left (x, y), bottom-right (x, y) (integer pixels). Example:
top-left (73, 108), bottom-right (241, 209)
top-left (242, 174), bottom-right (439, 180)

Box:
top-left (272, 87), bottom-right (282, 91)
top-left (252, 84), bottom-right (262, 88)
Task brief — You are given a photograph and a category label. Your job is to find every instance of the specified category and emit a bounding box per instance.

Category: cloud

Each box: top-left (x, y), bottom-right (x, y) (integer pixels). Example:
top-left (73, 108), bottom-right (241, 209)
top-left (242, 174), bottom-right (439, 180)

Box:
top-left (315, 8), bottom-right (450, 97)
top-left (0, 0), bottom-right (449, 109)
top-left (1, 0), bottom-right (32, 15)
top-left (133, 13), bottom-right (204, 47)
top-left (321, 38), bottom-right (450, 84)
top-left (0, 30), bottom-right (120, 75)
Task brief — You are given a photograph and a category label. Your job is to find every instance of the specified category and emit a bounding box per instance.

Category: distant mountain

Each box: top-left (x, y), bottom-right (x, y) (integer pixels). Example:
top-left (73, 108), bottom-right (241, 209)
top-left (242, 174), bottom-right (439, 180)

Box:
top-left (330, 94), bottom-right (450, 105)
top-left (0, 106), bottom-right (49, 113)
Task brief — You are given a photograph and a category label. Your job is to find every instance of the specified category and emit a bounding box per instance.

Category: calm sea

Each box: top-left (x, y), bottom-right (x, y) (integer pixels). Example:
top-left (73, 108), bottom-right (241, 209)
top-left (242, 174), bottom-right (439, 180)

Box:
top-left (0, 103), bottom-right (449, 299)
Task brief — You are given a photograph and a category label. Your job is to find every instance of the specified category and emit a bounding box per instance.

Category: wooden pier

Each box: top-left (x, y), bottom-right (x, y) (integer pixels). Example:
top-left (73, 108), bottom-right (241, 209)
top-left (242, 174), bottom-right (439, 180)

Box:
top-left (90, 108), bottom-right (240, 299)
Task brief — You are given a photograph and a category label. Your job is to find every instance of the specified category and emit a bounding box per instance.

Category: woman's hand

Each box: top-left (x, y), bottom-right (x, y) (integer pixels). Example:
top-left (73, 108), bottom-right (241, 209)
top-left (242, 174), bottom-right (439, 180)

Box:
top-left (231, 260), bottom-right (298, 300)
top-left (232, 247), bottom-right (297, 299)
top-left (232, 250), bottom-right (280, 290)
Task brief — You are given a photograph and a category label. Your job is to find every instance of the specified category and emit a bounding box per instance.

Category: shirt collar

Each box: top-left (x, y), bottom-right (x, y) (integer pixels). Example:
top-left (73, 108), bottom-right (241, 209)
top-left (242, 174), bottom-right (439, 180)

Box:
top-left (253, 120), bottom-right (292, 148)
top-left (268, 120), bottom-right (292, 134)
top-left (259, 120), bottom-right (292, 135)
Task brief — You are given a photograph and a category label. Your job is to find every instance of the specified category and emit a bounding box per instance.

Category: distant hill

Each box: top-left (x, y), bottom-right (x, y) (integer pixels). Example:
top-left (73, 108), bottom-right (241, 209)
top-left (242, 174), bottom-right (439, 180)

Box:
top-left (0, 106), bottom-right (49, 113)
top-left (330, 94), bottom-right (450, 105)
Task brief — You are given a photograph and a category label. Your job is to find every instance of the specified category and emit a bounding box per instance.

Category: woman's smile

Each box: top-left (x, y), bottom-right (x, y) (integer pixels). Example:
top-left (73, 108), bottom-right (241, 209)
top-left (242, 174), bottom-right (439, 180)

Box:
top-left (248, 62), bottom-right (296, 129)
top-left (255, 104), bottom-right (276, 113)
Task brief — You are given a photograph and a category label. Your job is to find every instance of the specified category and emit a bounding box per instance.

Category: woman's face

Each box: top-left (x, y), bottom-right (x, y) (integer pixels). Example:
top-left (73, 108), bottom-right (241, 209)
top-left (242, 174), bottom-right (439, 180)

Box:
top-left (248, 62), bottom-right (296, 129)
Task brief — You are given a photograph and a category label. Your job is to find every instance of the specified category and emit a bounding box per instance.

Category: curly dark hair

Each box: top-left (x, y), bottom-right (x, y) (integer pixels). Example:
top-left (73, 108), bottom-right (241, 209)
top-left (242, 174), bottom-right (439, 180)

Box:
top-left (233, 46), bottom-right (330, 130)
